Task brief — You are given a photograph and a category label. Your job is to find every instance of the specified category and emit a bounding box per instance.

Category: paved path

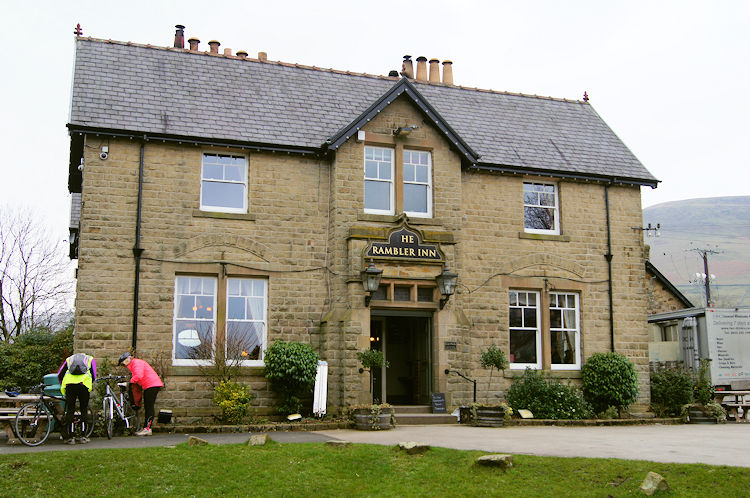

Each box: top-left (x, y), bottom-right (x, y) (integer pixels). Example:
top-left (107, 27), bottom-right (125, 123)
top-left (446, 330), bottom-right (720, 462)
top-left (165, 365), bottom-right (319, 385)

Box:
top-left (2, 424), bottom-right (749, 467)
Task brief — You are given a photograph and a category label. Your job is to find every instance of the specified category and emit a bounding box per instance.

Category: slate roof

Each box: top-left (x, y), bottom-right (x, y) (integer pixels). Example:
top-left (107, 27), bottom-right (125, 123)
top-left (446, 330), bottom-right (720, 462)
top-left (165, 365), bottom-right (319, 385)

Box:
top-left (69, 38), bottom-right (658, 186)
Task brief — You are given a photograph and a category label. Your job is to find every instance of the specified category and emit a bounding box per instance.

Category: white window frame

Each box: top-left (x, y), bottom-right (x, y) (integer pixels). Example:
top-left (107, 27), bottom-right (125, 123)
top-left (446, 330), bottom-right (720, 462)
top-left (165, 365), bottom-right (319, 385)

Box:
top-left (523, 182), bottom-right (560, 235)
top-left (172, 275), bottom-right (268, 367)
top-left (364, 146), bottom-right (394, 215)
top-left (172, 276), bottom-right (217, 367)
top-left (226, 277), bottom-right (267, 367)
top-left (200, 153), bottom-right (248, 214)
top-left (509, 290), bottom-right (542, 370)
top-left (549, 292), bottom-right (581, 370)
top-left (403, 149), bottom-right (433, 218)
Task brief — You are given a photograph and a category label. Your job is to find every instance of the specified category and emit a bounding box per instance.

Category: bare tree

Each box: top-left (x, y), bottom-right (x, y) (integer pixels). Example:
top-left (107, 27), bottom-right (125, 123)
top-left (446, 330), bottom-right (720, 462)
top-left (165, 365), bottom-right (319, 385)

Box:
top-left (188, 324), bottom-right (260, 387)
top-left (0, 207), bottom-right (74, 341)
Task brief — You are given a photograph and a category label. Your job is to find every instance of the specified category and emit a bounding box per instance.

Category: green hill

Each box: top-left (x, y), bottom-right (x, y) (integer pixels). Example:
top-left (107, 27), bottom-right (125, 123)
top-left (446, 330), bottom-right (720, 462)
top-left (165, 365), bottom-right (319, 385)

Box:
top-left (643, 196), bottom-right (750, 307)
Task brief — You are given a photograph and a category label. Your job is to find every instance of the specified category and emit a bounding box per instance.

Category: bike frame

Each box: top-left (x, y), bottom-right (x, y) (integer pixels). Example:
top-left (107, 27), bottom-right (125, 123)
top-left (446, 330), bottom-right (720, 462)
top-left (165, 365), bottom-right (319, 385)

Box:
top-left (100, 376), bottom-right (138, 431)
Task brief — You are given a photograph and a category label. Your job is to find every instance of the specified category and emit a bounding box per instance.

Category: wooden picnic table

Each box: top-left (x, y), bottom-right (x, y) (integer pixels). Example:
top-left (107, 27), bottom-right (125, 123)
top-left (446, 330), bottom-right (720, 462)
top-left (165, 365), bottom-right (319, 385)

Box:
top-left (0, 393), bottom-right (43, 445)
top-left (714, 390), bottom-right (750, 423)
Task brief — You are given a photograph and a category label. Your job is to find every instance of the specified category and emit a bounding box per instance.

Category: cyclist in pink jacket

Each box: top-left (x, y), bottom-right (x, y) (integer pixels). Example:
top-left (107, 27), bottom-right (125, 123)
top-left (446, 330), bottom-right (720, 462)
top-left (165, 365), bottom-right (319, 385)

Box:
top-left (118, 352), bottom-right (164, 436)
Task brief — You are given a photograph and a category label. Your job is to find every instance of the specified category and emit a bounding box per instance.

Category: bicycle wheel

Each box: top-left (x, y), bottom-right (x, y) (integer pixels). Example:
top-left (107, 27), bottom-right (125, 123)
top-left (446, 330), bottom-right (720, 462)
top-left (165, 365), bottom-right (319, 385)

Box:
top-left (104, 401), bottom-right (113, 439)
top-left (83, 406), bottom-right (95, 438)
top-left (14, 402), bottom-right (52, 447)
top-left (124, 402), bottom-right (142, 434)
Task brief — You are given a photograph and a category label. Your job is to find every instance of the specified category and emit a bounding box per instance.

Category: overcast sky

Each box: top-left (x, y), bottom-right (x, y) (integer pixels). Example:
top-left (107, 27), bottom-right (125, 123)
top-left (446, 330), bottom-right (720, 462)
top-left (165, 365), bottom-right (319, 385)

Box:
top-left (2, 0), bottom-right (748, 243)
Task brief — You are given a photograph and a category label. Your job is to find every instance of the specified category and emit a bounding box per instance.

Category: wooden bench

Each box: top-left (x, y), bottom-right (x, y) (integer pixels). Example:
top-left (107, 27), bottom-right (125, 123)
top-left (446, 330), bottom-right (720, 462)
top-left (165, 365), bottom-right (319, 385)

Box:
top-left (723, 402), bottom-right (750, 423)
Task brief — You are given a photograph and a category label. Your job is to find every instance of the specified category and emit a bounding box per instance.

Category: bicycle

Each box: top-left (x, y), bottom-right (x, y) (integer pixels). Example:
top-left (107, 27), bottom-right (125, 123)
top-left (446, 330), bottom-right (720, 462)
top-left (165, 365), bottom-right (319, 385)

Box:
top-left (97, 375), bottom-right (142, 439)
top-left (13, 384), bottom-right (95, 447)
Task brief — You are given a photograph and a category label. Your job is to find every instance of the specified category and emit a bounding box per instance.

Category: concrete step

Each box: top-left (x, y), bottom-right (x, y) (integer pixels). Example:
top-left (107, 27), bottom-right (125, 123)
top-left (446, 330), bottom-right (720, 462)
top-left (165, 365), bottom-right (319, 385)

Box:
top-left (394, 413), bottom-right (458, 425)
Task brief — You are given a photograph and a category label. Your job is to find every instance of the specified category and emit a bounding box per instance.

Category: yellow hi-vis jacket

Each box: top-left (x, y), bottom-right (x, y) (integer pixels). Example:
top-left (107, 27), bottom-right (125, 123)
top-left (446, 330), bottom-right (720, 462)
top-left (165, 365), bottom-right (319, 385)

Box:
top-left (60, 354), bottom-right (94, 395)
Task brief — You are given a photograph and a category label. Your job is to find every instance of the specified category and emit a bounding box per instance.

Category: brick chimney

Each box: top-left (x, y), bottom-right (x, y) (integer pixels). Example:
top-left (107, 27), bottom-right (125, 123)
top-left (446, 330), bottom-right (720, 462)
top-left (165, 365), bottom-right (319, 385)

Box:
top-left (442, 60), bottom-right (453, 85)
top-left (208, 40), bottom-right (220, 54)
top-left (401, 55), bottom-right (414, 79)
top-left (223, 48), bottom-right (232, 56)
top-left (429, 59), bottom-right (440, 83)
top-left (174, 25), bottom-right (185, 49)
top-left (188, 37), bottom-right (199, 51)
top-left (258, 51), bottom-right (268, 61)
top-left (415, 56), bottom-right (428, 82)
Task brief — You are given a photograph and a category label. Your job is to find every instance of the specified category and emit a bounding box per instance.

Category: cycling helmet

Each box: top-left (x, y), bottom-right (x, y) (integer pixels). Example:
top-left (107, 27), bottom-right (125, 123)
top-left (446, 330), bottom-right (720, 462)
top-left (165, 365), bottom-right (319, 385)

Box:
top-left (118, 352), bottom-right (132, 365)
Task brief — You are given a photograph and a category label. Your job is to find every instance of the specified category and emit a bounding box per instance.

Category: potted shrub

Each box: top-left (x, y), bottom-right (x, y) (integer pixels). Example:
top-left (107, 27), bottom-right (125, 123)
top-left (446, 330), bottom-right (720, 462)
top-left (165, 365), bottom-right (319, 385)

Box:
top-left (471, 344), bottom-right (510, 426)
top-left (683, 359), bottom-right (727, 424)
top-left (357, 349), bottom-right (389, 399)
top-left (350, 403), bottom-right (395, 430)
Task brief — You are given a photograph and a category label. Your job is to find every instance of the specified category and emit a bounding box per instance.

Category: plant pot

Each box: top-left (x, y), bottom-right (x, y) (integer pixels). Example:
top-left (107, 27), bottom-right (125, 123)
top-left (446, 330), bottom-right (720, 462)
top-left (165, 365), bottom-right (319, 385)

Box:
top-left (473, 406), bottom-right (506, 427)
top-left (353, 407), bottom-right (394, 430)
top-left (459, 406), bottom-right (474, 424)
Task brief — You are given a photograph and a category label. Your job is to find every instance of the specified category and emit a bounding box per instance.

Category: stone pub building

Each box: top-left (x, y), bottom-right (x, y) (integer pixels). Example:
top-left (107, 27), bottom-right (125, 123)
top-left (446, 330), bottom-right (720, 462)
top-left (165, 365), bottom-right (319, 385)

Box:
top-left (67, 26), bottom-right (658, 419)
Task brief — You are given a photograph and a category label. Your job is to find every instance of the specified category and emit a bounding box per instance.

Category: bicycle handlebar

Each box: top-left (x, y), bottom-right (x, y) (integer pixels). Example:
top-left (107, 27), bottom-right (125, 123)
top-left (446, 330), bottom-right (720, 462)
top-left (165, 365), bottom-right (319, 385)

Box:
top-left (96, 375), bottom-right (128, 382)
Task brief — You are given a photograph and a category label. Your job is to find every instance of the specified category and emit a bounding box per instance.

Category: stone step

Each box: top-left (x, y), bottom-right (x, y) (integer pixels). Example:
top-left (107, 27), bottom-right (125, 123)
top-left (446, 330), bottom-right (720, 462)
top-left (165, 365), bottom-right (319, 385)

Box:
top-left (394, 413), bottom-right (458, 425)
top-left (391, 405), bottom-right (432, 414)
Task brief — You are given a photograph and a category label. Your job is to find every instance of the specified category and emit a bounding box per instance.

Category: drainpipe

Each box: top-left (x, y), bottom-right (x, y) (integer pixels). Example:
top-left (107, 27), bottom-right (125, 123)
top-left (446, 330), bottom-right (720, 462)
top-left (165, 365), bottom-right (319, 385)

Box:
top-left (604, 184), bottom-right (615, 352)
top-left (131, 138), bottom-right (146, 351)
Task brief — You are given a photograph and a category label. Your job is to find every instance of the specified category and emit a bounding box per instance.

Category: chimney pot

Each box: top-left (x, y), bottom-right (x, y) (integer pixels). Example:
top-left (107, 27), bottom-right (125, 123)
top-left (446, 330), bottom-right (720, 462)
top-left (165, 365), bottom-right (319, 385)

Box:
top-left (429, 59), bottom-right (440, 83)
top-left (401, 55), bottom-right (414, 79)
top-left (388, 70), bottom-right (399, 78)
top-left (188, 37), bottom-right (199, 51)
top-left (442, 60), bottom-right (454, 85)
top-left (223, 48), bottom-right (232, 56)
top-left (208, 40), bottom-right (220, 54)
top-left (174, 25), bottom-right (185, 49)
top-left (237, 50), bottom-right (248, 59)
top-left (258, 51), bottom-right (268, 61)
top-left (415, 56), bottom-right (428, 82)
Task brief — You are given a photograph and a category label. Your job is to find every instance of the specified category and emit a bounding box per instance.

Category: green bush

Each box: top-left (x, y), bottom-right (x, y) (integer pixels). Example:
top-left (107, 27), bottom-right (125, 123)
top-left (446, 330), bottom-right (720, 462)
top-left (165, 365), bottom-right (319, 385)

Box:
top-left (650, 367), bottom-right (693, 417)
top-left (213, 380), bottom-right (254, 424)
top-left (693, 358), bottom-right (714, 406)
top-left (264, 341), bottom-right (319, 415)
top-left (581, 352), bottom-right (639, 415)
top-left (505, 368), bottom-right (591, 420)
top-left (0, 326), bottom-right (74, 391)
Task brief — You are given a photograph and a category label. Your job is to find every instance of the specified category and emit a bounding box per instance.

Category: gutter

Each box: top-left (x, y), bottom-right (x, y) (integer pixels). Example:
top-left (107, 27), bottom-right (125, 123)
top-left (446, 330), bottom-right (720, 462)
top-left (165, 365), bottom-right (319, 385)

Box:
top-left (605, 184), bottom-right (615, 352)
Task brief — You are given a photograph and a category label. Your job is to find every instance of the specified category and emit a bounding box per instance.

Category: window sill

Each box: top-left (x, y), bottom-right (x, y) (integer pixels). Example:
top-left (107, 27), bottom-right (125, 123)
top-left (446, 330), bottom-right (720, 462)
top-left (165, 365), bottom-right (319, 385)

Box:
top-left (193, 209), bottom-right (256, 221)
top-left (504, 369), bottom-right (581, 379)
top-left (358, 212), bottom-right (439, 225)
top-left (171, 365), bottom-right (265, 376)
top-left (518, 232), bottom-right (570, 242)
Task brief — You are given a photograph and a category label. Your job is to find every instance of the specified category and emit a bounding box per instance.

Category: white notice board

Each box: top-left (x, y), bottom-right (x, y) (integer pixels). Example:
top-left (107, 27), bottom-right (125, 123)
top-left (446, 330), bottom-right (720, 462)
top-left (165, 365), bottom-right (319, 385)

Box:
top-left (313, 361), bottom-right (328, 417)
top-left (706, 309), bottom-right (750, 384)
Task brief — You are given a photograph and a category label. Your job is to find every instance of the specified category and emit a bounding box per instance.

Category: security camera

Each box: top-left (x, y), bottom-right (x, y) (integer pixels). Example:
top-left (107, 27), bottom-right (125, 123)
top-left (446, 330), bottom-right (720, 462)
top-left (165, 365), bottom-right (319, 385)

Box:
top-left (99, 152), bottom-right (108, 160)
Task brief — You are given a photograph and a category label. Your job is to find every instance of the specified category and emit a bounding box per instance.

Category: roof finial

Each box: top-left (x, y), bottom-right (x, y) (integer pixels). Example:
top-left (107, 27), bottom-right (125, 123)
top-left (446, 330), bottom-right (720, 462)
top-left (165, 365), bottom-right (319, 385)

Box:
top-left (74, 23), bottom-right (83, 36)
top-left (582, 91), bottom-right (589, 102)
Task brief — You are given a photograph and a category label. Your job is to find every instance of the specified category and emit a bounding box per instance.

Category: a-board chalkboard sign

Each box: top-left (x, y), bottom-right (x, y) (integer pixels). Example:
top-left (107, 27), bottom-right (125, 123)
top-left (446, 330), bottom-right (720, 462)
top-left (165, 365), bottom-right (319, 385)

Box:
top-left (431, 392), bottom-right (447, 413)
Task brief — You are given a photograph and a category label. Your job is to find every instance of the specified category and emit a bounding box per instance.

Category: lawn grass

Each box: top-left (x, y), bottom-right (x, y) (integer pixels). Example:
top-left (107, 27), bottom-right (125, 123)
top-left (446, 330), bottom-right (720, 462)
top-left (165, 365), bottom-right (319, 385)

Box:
top-left (2, 440), bottom-right (749, 496)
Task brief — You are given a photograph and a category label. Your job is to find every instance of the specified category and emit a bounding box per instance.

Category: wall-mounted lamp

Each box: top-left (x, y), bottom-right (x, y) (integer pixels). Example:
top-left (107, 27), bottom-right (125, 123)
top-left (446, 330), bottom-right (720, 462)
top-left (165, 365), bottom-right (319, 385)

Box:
top-left (360, 259), bottom-right (383, 307)
top-left (393, 125), bottom-right (418, 137)
top-left (631, 222), bottom-right (661, 237)
top-left (436, 264), bottom-right (458, 309)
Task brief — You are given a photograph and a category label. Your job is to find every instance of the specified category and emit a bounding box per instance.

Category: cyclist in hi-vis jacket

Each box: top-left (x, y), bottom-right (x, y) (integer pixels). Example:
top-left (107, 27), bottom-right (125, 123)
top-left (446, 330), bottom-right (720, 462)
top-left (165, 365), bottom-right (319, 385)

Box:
top-left (118, 352), bottom-right (163, 436)
top-left (57, 352), bottom-right (97, 444)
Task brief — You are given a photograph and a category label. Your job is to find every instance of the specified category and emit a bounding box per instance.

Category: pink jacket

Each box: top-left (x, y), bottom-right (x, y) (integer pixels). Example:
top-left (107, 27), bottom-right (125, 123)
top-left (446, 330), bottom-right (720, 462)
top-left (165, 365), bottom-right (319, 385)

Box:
top-left (126, 358), bottom-right (164, 390)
